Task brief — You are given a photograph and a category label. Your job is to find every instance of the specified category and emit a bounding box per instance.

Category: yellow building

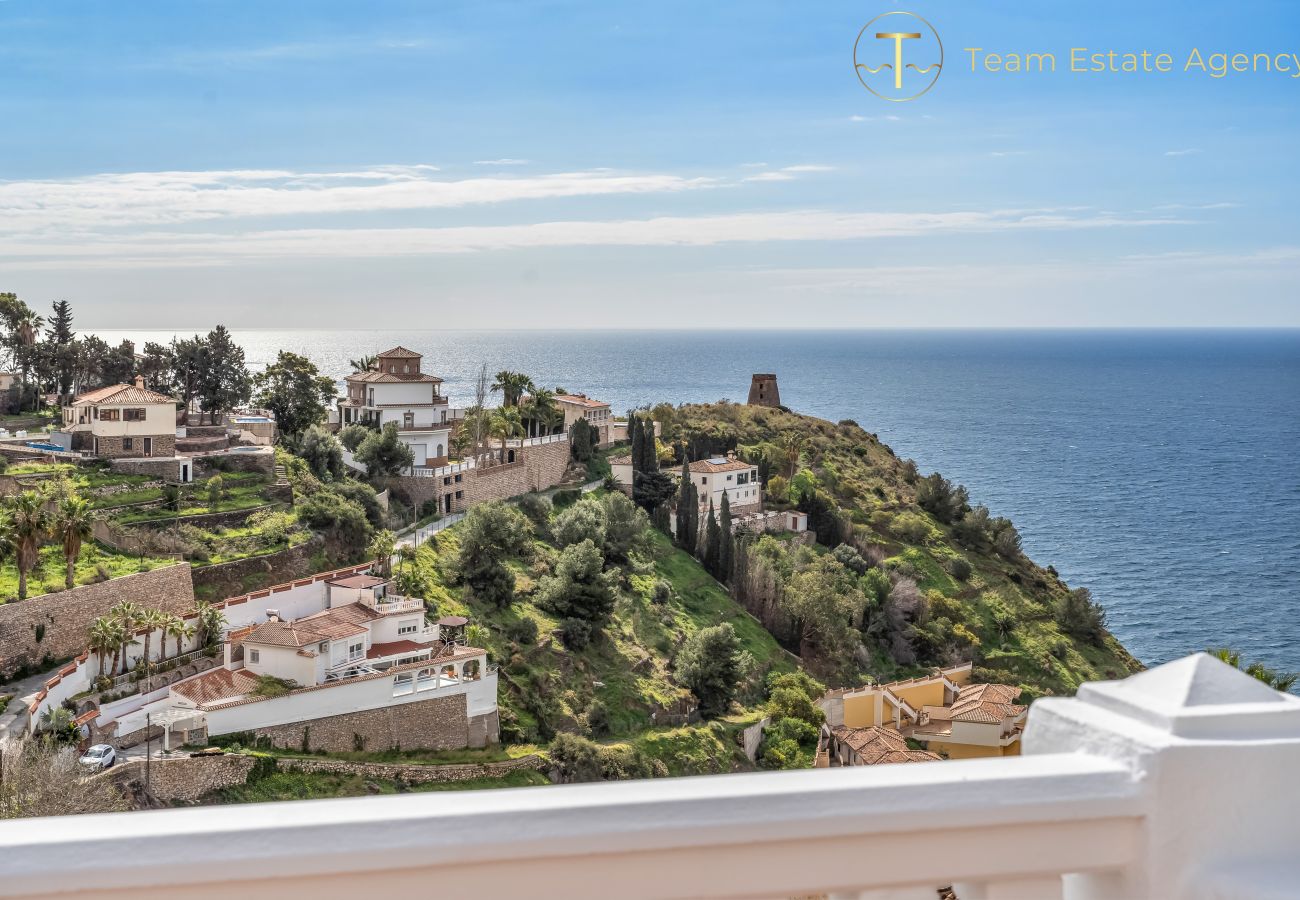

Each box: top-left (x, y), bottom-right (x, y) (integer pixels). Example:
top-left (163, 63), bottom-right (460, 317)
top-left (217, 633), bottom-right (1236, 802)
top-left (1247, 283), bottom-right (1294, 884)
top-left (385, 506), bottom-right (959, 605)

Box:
top-left (819, 663), bottom-right (1025, 760)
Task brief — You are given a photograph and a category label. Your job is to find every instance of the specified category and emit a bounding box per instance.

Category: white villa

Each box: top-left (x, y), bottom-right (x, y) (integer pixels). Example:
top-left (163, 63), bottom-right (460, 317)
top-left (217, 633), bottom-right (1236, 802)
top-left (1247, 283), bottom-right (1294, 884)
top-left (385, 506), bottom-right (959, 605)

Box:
top-left (30, 566), bottom-right (499, 753)
top-left (338, 347), bottom-right (463, 468)
top-left (556, 393), bottom-right (613, 446)
top-left (58, 376), bottom-right (178, 458)
top-left (614, 451), bottom-right (763, 517)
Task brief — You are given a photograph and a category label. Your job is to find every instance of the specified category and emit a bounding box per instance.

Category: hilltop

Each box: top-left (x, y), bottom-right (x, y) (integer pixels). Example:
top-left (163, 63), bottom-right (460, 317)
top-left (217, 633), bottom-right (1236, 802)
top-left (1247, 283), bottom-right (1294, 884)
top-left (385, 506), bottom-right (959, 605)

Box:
top-left (662, 401), bottom-right (1141, 696)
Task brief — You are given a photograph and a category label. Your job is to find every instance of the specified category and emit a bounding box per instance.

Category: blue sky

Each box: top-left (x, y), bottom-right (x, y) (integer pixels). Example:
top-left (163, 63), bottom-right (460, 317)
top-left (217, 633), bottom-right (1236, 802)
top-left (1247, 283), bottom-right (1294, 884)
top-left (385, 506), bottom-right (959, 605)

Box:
top-left (1, 0), bottom-right (1297, 328)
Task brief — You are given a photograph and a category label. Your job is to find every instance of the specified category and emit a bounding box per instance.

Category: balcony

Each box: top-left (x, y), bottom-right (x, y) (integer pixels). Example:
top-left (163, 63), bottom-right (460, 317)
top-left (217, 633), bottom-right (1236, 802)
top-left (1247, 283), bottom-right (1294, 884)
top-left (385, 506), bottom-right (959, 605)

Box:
top-left (3, 653), bottom-right (1299, 899)
top-left (359, 593), bottom-right (425, 615)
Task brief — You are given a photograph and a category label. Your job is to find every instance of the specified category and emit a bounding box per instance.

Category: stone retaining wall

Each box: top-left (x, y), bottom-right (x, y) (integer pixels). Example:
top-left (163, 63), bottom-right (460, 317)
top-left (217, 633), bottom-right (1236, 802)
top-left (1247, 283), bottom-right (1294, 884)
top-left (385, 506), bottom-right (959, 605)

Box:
top-left (190, 538), bottom-right (326, 600)
top-left (249, 692), bottom-right (471, 754)
top-left (392, 439), bottom-right (570, 515)
top-left (273, 752), bottom-right (543, 784)
top-left (0, 564), bottom-right (195, 677)
top-left (106, 754), bottom-right (257, 803)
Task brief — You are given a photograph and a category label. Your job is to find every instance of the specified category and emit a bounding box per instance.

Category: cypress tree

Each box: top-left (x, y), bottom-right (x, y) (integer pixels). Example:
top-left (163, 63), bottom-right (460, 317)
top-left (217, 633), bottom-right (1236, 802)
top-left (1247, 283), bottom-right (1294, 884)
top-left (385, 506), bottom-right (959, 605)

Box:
top-left (718, 491), bottom-right (734, 583)
top-left (675, 462), bottom-right (691, 548)
top-left (703, 500), bottom-right (720, 576)
top-left (686, 479), bottom-right (700, 552)
top-left (628, 414), bottom-right (641, 470)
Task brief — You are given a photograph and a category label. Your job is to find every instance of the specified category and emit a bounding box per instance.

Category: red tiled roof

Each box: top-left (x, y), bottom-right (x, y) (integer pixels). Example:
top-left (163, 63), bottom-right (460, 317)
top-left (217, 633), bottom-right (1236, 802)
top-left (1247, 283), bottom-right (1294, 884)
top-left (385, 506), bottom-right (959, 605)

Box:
top-left (242, 604), bottom-right (378, 648)
top-left (366, 639), bottom-right (430, 660)
top-left (688, 457), bottom-right (754, 474)
top-left (172, 668), bottom-right (261, 705)
top-left (555, 394), bottom-right (609, 409)
top-left (346, 370), bottom-right (441, 384)
top-left (376, 346), bottom-right (421, 359)
top-left (947, 683), bottom-right (1025, 724)
top-left (73, 383), bottom-right (175, 405)
top-left (831, 725), bottom-right (941, 765)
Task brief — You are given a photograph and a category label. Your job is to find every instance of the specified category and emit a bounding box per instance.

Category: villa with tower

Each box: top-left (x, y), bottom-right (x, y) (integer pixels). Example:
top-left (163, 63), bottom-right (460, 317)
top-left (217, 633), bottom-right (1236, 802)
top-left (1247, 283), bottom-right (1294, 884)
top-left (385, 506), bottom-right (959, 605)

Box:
top-left (338, 347), bottom-right (463, 469)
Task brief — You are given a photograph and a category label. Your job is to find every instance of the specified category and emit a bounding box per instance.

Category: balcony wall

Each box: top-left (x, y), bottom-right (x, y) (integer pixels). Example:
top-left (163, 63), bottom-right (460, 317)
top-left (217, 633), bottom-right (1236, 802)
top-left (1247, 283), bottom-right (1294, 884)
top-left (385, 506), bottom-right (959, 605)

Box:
top-left (2, 653), bottom-right (1298, 900)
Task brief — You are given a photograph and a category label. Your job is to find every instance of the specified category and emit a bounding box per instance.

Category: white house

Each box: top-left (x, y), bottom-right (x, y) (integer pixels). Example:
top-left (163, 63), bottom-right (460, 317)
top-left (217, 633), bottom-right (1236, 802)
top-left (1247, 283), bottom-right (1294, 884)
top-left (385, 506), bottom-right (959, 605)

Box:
top-left (338, 347), bottom-right (461, 468)
top-left (687, 453), bottom-right (762, 515)
top-left (99, 569), bottom-right (497, 752)
top-left (556, 393), bottom-right (613, 446)
top-left (59, 376), bottom-right (178, 458)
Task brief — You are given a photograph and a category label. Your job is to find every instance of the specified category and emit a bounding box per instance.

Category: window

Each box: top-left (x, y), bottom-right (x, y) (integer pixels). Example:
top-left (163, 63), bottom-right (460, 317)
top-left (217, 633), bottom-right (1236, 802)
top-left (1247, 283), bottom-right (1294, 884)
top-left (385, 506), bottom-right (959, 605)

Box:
top-left (99, 409), bottom-right (120, 421)
top-left (403, 412), bottom-right (414, 429)
top-left (348, 641), bottom-right (364, 661)
top-left (443, 476), bottom-right (452, 486)
top-left (123, 408), bottom-right (146, 422)
top-left (398, 621), bottom-right (418, 636)
top-left (454, 473), bottom-right (462, 483)
top-left (700, 477), bottom-right (708, 485)
top-left (455, 490), bottom-right (463, 499)
top-left (249, 649), bottom-right (260, 663)
top-left (122, 438), bottom-right (134, 451)
top-left (737, 472), bottom-right (749, 486)
top-left (726, 475), bottom-right (733, 482)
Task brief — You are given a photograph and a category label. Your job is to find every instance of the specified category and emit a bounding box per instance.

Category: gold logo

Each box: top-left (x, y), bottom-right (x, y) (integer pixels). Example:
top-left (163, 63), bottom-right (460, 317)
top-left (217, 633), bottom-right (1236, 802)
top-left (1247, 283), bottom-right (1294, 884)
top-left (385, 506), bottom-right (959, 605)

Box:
top-left (854, 12), bottom-right (944, 101)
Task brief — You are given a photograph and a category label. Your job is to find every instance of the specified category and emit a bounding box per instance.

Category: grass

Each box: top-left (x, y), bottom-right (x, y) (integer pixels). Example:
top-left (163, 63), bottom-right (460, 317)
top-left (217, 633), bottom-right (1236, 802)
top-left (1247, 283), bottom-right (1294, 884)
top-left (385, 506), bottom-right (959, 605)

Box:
top-left (0, 543), bottom-right (175, 603)
top-left (206, 768), bottom-right (550, 804)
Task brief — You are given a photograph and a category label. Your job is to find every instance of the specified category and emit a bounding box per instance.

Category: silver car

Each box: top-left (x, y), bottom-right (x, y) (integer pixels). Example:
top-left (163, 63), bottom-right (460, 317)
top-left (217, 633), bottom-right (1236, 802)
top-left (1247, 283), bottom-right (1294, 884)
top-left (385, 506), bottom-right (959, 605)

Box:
top-left (79, 744), bottom-right (116, 770)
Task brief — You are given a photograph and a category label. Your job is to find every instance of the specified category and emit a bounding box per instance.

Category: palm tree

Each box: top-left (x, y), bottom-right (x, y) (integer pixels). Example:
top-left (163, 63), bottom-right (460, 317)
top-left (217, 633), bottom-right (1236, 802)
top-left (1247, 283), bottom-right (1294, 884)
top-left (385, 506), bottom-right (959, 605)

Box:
top-left (348, 354), bottom-right (377, 373)
top-left (194, 601), bottom-right (227, 649)
top-left (6, 492), bottom-right (49, 601)
top-left (1209, 648), bottom-right (1298, 692)
top-left (108, 600), bottom-right (142, 676)
top-left (52, 496), bottom-right (94, 590)
top-left (779, 432), bottom-right (807, 480)
top-left (522, 388), bottom-right (560, 438)
top-left (87, 616), bottom-right (123, 679)
top-left (164, 613), bottom-right (194, 658)
top-left (138, 608), bottom-right (167, 690)
top-left (459, 406), bottom-right (493, 461)
top-left (396, 544), bottom-right (417, 579)
top-left (489, 406), bottom-right (524, 463)
top-left (369, 530), bottom-right (395, 577)
top-left (491, 371), bottom-right (535, 407)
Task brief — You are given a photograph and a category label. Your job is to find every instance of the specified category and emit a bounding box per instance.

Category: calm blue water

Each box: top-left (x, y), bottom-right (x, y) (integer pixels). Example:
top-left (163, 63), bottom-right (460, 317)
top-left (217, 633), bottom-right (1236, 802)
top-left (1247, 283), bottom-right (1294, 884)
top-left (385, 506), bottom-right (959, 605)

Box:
top-left (96, 328), bottom-right (1300, 675)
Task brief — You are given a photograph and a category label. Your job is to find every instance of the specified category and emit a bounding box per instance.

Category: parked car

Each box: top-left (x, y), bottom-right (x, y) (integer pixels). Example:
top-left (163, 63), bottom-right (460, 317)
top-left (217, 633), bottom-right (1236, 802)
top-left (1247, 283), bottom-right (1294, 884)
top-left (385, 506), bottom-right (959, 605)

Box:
top-left (79, 744), bottom-right (116, 770)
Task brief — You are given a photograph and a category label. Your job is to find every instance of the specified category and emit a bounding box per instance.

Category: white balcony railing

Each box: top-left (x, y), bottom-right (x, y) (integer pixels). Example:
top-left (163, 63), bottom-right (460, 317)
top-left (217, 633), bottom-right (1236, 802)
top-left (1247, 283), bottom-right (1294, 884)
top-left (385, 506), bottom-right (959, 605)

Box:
top-left (360, 593), bottom-right (424, 614)
top-left (2, 653), bottom-right (1298, 899)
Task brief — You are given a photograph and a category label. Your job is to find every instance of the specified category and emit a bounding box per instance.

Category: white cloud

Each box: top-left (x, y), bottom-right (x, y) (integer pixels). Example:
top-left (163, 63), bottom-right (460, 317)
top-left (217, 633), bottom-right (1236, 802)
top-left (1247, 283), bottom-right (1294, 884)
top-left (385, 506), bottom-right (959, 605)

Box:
top-left (781, 165), bottom-right (836, 173)
top-left (473, 159), bottom-right (531, 166)
top-left (743, 171), bottom-right (796, 182)
top-left (0, 166), bottom-right (716, 232)
top-left (1164, 148), bottom-right (1203, 157)
top-left (0, 207), bottom-right (1195, 269)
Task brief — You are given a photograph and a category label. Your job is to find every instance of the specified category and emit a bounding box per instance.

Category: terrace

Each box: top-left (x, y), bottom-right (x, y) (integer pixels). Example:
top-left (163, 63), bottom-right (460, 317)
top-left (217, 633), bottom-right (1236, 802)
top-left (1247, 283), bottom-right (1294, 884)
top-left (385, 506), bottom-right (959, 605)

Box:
top-left (3, 652), bottom-right (1297, 899)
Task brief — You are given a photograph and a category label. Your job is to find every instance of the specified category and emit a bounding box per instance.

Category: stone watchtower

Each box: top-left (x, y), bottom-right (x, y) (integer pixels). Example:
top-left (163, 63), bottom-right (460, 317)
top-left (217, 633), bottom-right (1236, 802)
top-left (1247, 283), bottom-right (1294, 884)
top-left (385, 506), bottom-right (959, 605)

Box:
top-left (747, 374), bottom-right (781, 408)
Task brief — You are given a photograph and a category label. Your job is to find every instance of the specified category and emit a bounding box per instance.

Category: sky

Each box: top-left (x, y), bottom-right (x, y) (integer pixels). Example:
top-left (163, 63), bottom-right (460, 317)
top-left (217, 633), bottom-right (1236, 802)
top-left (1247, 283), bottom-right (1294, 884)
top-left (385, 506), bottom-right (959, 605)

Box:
top-left (0, 0), bottom-right (1298, 329)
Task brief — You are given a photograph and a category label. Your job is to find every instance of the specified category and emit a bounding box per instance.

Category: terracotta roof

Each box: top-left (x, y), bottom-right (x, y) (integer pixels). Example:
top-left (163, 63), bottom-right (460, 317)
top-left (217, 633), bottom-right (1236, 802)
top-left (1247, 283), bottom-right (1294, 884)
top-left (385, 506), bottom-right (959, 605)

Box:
top-left (346, 370), bottom-right (442, 384)
top-left (555, 394), bottom-right (609, 409)
top-left (831, 725), bottom-right (941, 765)
top-left (242, 605), bottom-right (378, 649)
top-left (687, 457), bottom-right (754, 474)
top-left (172, 668), bottom-right (261, 705)
top-left (946, 683), bottom-right (1025, 724)
top-left (376, 346), bottom-right (421, 359)
top-left (72, 383), bottom-right (175, 406)
top-left (329, 574), bottom-right (388, 589)
top-left (367, 639), bottom-right (430, 660)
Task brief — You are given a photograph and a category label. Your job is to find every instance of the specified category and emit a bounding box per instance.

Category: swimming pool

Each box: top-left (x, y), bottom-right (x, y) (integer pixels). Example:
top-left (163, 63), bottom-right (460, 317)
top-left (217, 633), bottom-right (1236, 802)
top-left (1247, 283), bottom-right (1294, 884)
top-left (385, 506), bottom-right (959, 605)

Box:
top-left (25, 442), bottom-right (66, 452)
top-left (233, 416), bottom-right (273, 423)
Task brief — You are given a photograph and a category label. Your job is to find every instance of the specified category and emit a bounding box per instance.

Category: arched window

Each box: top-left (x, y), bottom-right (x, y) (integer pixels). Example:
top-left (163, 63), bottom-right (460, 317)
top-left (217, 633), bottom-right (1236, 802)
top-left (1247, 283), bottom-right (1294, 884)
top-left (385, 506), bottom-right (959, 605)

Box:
top-left (463, 659), bottom-right (481, 681)
top-left (436, 443), bottom-right (444, 457)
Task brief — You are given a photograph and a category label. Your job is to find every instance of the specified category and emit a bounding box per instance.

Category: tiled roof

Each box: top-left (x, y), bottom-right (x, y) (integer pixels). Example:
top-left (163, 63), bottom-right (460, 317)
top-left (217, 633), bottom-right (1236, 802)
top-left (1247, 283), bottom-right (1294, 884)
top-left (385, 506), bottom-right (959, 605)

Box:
top-left (329, 574), bottom-right (388, 589)
top-left (376, 346), bottom-right (421, 359)
top-left (831, 725), bottom-right (941, 765)
top-left (346, 370), bottom-right (442, 384)
top-left (242, 604), bottom-right (379, 649)
top-left (172, 668), bottom-right (261, 705)
top-left (367, 639), bottom-right (430, 660)
top-left (555, 394), bottom-right (609, 409)
top-left (947, 683), bottom-right (1025, 724)
top-left (73, 383), bottom-right (175, 405)
top-left (687, 457), bottom-right (754, 474)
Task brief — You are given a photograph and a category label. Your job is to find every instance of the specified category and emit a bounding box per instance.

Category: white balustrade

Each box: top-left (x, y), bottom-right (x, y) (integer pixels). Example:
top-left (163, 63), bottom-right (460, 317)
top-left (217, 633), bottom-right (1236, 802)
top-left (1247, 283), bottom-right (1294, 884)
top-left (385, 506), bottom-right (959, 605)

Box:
top-left (1, 653), bottom-right (1297, 899)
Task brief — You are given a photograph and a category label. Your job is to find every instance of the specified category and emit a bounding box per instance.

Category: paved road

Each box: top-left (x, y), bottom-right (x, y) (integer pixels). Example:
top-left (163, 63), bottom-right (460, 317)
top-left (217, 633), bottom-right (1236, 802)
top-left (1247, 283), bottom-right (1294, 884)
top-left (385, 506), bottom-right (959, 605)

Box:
top-left (0, 665), bottom-right (70, 740)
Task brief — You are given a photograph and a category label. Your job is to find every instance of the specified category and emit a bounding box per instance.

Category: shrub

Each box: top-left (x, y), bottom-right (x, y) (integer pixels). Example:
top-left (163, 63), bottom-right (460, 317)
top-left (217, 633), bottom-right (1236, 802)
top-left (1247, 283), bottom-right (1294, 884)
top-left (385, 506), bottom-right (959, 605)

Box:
top-left (916, 473), bottom-right (969, 524)
top-left (299, 425), bottom-right (344, 480)
top-left (547, 733), bottom-right (667, 783)
top-left (331, 479), bottom-right (384, 528)
top-left (552, 498), bottom-right (605, 549)
top-left (550, 488), bottom-right (582, 508)
top-left (946, 556), bottom-right (973, 581)
top-left (458, 502), bottom-right (531, 608)
top-left (890, 511), bottom-right (938, 545)
top-left (557, 617), bottom-right (592, 651)
top-left (830, 543), bottom-right (870, 575)
top-left (1056, 587), bottom-right (1107, 644)
top-left (651, 579), bottom-right (673, 605)
top-left (515, 493), bottom-right (553, 527)
top-left (505, 617), bottom-right (540, 645)
top-left (675, 623), bottom-right (750, 719)
top-left (338, 424), bottom-right (371, 453)
top-left (297, 489), bottom-right (373, 548)
top-left (538, 540), bottom-right (617, 630)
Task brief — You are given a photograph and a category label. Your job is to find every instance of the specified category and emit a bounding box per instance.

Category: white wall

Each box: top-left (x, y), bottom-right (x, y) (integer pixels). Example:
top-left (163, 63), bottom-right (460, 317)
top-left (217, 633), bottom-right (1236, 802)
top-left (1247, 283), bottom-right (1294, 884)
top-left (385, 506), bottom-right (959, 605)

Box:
top-left (369, 382), bottom-right (439, 407)
top-left (66, 401), bottom-right (175, 437)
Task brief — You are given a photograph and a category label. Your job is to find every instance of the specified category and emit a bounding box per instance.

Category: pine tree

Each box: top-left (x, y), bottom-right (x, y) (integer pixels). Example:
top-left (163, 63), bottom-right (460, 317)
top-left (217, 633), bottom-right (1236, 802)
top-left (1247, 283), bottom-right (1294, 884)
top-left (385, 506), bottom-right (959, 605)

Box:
top-left (718, 491), bottom-right (735, 583)
top-left (46, 300), bottom-right (76, 400)
top-left (703, 500), bottom-right (720, 576)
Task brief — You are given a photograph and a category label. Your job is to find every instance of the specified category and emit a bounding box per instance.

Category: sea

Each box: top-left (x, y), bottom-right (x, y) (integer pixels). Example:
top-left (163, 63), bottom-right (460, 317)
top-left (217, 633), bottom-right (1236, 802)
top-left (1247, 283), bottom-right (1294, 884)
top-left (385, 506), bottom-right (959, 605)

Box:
top-left (93, 328), bottom-right (1300, 678)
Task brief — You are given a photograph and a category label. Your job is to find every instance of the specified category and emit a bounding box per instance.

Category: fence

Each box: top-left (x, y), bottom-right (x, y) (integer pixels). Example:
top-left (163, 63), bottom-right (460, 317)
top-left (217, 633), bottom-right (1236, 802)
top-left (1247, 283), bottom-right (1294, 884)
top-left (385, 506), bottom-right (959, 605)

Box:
top-left (6, 652), bottom-right (1298, 899)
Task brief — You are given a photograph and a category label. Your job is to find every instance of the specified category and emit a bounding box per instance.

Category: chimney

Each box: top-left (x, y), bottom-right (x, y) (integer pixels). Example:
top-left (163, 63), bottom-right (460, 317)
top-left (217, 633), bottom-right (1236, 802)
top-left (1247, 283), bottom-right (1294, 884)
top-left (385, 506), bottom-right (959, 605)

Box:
top-left (266, 610), bottom-right (280, 622)
top-left (133, 374), bottom-right (145, 389)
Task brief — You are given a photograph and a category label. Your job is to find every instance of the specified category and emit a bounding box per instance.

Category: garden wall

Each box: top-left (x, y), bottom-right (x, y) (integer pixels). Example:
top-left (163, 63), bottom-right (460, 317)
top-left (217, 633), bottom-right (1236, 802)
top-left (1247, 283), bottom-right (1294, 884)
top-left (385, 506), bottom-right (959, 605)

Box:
top-left (189, 538), bottom-right (327, 600)
top-left (274, 752), bottom-right (542, 784)
top-left (391, 439), bottom-right (571, 515)
top-left (106, 754), bottom-right (257, 803)
top-left (0, 563), bottom-right (195, 678)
